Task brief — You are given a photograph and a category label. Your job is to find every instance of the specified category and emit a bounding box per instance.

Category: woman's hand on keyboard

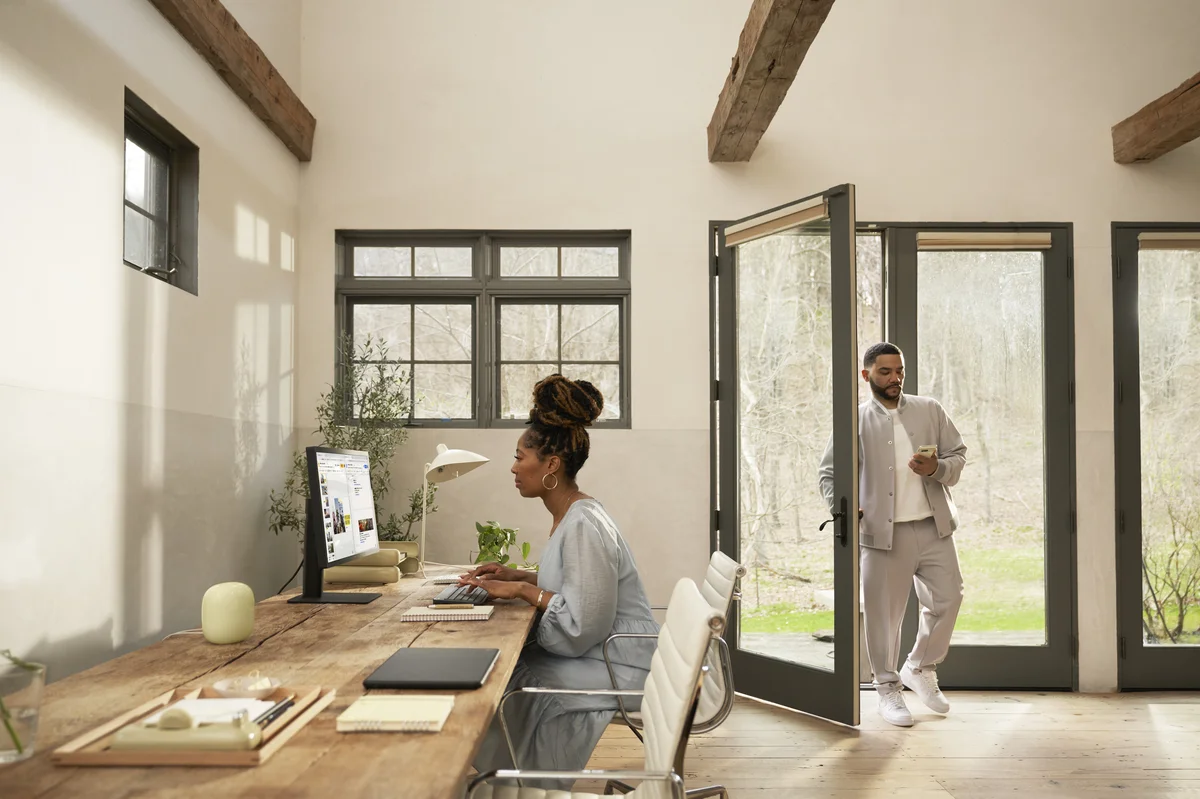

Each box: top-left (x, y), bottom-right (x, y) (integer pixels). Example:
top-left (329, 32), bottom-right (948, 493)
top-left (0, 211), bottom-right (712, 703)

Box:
top-left (459, 575), bottom-right (530, 602)
top-left (460, 562), bottom-right (534, 585)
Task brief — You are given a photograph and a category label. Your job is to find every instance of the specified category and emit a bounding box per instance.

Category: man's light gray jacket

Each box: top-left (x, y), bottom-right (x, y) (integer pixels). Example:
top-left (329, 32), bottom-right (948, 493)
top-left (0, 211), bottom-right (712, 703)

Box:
top-left (818, 393), bottom-right (967, 551)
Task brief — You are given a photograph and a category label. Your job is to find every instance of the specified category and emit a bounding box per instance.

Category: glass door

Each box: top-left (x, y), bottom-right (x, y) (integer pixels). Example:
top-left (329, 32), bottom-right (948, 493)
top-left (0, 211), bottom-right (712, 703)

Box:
top-left (1114, 224), bottom-right (1200, 689)
top-left (712, 185), bottom-right (861, 725)
top-left (887, 226), bottom-right (1076, 688)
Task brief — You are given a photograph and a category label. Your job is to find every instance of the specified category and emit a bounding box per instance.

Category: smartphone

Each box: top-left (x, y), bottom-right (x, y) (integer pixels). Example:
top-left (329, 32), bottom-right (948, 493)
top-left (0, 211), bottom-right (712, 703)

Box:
top-left (917, 445), bottom-right (937, 457)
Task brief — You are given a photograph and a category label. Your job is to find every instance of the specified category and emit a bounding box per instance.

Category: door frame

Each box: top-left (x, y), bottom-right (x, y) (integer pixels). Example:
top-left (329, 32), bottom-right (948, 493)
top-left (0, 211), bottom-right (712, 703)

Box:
top-left (710, 184), bottom-right (861, 725)
top-left (883, 222), bottom-right (1077, 690)
top-left (1113, 221), bottom-right (1200, 690)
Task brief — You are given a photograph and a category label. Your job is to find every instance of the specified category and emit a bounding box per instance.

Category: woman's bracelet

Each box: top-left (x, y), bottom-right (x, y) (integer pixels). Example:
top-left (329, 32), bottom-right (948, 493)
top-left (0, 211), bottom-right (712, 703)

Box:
top-left (533, 589), bottom-right (545, 610)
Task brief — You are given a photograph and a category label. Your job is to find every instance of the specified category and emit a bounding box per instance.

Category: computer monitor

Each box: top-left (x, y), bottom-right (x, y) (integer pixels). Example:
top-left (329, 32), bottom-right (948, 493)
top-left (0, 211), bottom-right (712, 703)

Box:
top-left (287, 446), bottom-right (383, 605)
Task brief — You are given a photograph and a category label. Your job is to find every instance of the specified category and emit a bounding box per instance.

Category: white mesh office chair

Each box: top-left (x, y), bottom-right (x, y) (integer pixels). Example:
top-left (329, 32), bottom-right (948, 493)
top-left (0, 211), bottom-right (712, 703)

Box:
top-left (468, 578), bottom-right (723, 799)
top-left (602, 551), bottom-right (744, 799)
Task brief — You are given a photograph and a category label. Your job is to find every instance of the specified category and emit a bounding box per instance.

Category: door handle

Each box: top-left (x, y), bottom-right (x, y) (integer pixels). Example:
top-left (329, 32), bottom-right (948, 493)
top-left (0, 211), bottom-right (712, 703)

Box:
top-left (818, 497), bottom-right (850, 548)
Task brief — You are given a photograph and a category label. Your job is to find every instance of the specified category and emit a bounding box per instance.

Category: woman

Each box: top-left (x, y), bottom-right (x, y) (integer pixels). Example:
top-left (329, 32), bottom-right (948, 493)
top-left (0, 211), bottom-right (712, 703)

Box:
top-left (464, 374), bottom-right (658, 786)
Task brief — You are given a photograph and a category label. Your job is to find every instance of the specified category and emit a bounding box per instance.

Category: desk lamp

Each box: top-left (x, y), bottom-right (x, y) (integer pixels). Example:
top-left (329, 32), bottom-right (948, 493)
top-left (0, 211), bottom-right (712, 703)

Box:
top-left (418, 444), bottom-right (488, 577)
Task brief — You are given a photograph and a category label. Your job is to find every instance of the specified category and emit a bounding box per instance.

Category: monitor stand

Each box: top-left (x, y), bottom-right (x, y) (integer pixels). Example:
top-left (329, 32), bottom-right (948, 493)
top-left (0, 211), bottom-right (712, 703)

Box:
top-left (287, 507), bottom-right (381, 605)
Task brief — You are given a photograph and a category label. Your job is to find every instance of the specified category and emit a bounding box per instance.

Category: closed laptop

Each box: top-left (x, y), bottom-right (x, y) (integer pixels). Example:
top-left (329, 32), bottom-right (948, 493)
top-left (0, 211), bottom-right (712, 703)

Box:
top-left (363, 647), bottom-right (501, 690)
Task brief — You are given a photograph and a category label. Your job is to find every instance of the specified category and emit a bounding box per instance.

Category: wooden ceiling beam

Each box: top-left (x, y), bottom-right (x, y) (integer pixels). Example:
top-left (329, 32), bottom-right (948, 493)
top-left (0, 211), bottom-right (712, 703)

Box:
top-left (145, 0), bottom-right (315, 161)
top-left (707, 0), bottom-right (836, 163)
top-left (1112, 68), bottom-right (1200, 164)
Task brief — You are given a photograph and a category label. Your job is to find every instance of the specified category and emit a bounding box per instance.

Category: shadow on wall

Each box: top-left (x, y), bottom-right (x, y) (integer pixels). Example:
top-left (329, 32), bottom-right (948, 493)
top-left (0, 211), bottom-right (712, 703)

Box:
top-left (0, 0), bottom-right (297, 681)
top-left (21, 622), bottom-right (117, 685)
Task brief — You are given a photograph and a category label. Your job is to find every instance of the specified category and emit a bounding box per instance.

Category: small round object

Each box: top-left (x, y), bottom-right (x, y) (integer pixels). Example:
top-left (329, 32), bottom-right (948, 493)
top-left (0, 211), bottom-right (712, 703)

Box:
top-left (212, 675), bottom-right (283, 699)
top-left (201, 582), bottom-right (256, 644)
top-left (158, 707), bottom-right (195, 730)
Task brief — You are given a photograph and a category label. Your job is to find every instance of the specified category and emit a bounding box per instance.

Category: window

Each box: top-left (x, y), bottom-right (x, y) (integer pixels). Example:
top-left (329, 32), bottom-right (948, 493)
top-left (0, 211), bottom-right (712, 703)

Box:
top-left (1114, 223), bottom-right (1200, 689)
top-left (123, 89), bottom-right (199, 294)
top-left (337, 232), bottom-right (630, 426)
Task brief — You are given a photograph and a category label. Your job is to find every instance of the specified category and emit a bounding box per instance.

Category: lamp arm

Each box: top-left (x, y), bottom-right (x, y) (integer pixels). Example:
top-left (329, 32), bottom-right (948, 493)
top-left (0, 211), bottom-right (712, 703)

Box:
top-left (418, 465), bottom-right (430, 577)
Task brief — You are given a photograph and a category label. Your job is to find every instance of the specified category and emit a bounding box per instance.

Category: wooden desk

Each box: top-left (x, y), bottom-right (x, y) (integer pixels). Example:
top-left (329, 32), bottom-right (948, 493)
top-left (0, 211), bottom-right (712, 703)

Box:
top-left (5, 578), bottom-right (535, 799)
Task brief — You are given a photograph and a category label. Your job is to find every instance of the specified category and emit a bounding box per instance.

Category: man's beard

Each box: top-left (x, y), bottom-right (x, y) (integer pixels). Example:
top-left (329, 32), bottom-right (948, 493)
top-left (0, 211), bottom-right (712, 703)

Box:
top-left (870, 379), bottom-right (902, 401)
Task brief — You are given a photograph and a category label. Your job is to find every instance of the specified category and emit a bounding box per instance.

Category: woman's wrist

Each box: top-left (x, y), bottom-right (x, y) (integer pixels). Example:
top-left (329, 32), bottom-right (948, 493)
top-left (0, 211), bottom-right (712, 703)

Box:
top-left (523, 583), bottom-right (552, 611)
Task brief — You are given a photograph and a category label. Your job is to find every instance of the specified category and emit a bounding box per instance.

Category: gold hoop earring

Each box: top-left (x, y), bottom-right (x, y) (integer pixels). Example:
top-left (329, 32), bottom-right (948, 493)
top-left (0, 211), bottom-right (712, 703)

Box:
top-left (542, 473), bottom-right (559, 491)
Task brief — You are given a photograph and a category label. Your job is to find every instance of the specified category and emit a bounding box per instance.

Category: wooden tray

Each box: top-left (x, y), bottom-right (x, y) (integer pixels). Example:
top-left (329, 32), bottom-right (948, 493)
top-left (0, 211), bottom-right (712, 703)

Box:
top-left (51, 685), bottom-right (335, 767)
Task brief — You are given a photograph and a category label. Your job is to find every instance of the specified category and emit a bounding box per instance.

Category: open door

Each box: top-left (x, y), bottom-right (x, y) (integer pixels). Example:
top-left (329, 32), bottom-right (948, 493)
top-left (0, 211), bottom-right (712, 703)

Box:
top-left (712, 185), bottom-right (860, 725)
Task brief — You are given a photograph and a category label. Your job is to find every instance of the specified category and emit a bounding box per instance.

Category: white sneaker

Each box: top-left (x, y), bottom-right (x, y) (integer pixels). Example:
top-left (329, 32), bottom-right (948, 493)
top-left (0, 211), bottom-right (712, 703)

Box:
top-left (900, 663), bottom-right (950, 714)
top-left (876, 690), bottom-right (913, 727)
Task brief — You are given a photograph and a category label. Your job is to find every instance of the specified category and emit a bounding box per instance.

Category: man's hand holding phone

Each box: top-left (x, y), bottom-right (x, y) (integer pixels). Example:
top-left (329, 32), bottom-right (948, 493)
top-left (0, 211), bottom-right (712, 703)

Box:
top-left (909, 444), bottom-right (938, 477)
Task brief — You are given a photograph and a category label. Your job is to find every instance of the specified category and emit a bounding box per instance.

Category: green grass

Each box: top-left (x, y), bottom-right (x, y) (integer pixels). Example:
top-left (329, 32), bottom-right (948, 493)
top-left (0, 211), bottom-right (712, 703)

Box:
top-left (742, 606), bottom-right (834, 634)
top-left (1143, 605), bottom-right (1200, 643)
top-left (741, 544), bottom-right (1048, 634)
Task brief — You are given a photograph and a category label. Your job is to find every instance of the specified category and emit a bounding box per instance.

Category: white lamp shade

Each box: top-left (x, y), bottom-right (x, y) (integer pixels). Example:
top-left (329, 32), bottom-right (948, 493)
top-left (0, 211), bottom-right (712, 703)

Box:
top-left (425, 444), bottom-right (488, 483)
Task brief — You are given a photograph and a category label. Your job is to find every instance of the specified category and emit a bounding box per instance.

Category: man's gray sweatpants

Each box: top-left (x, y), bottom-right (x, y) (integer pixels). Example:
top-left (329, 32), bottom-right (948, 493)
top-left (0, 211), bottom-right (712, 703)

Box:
top-left (860, 517), bottom-right (964, 694)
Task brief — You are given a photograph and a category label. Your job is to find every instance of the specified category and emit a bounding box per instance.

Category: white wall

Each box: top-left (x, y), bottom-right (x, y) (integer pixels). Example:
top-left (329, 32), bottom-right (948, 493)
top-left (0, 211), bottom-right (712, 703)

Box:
top-left (296, 0), bottom-right (1200, 692)
top-left (224, 0), bottom-right (302, 94)
top-left (0, 0), bottom-right (301, 680)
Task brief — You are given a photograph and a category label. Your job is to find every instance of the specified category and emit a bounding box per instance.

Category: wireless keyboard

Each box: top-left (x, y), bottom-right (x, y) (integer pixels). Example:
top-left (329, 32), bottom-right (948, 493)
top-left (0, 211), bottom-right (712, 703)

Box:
top-left (432, 584), bottom-right (491, 605)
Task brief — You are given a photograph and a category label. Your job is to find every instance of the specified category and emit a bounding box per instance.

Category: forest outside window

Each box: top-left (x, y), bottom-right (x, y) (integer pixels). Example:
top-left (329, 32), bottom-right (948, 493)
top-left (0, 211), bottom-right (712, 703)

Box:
top-left (337, 232), bottom-right (631, 427)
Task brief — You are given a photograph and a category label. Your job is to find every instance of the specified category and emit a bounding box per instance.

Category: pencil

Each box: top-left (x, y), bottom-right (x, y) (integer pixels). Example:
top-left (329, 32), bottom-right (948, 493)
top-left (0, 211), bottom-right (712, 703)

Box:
top-left (427, 603), bottom-right (476, 609)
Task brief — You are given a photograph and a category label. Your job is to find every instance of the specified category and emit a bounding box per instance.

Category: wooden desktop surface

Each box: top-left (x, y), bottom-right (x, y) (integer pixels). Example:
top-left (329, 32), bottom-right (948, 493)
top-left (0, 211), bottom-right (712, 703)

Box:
top-left (6, 575), bottom-right (536, 799)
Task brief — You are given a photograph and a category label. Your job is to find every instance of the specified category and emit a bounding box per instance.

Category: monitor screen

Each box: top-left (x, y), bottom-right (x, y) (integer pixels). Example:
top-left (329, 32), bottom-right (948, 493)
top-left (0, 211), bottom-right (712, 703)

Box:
top-left (312, 448), bottom-right (380, 566)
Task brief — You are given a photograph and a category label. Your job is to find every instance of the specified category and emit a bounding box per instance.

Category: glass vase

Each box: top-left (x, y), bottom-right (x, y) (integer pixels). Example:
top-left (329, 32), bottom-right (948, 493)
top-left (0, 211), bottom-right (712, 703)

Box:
top-left (0, 660), bottom-right (45, 764)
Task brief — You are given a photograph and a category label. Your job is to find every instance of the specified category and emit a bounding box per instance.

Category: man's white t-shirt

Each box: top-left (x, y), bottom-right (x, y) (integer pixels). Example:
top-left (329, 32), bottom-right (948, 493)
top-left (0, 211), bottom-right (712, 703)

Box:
top-left (889, 409), bottom-right (934, 523)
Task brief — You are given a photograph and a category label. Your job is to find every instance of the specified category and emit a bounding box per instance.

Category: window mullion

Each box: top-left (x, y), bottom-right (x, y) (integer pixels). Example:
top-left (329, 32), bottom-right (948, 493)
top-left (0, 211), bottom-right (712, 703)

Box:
top-left (338, 231), bottom-right (629, 429)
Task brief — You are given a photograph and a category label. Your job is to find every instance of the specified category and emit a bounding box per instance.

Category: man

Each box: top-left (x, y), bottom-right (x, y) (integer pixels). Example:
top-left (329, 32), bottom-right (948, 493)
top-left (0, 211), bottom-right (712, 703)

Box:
top-left (818, 342), bottom-right (966, 727)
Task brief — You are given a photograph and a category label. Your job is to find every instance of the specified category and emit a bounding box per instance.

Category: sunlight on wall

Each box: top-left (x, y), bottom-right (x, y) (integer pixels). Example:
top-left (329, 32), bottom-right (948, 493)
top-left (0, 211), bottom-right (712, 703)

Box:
top-left (0, 39), bottom-right (127, 400)
top-left (141, 288), bottom-right (168, 470)
top-left (279, 303), bottom-right (294, 433)
top-left (235, 203), bottom-right (272, 265)
top-left (280, 231), bottom-right (295, 272)
top-left (234, 302), bottom-right (270, 496)
top-left (139, 517), bottom-right (164, 637)
top-left (0, 529), bottom-right (45, 590)
top-left (256, 216), bottom-right (270, 264)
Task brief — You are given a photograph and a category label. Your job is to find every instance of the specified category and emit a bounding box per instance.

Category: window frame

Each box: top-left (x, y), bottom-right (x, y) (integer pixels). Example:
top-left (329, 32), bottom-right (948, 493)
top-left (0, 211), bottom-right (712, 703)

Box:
top-left (883, 221), bottom-right (1077, 690)
top-left (123, 88), bottom-right (199, 295)
top-left (1112, 221), bottom-right (1200, 690)
top-left (335, 230), bottom-right (632, 428)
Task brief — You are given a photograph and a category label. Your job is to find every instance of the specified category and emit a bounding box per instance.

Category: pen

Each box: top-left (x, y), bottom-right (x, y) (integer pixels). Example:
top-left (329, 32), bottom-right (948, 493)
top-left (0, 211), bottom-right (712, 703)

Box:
top-left (253, 694), bottom-right (296, 728)
top-left (427, 603), bottom-right (476, 609)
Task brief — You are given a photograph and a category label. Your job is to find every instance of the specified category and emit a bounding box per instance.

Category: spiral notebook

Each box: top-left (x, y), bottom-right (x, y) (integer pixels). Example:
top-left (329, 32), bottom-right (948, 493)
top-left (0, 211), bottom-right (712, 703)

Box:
top-left (336, 695), bottom-right (455, 733)
top-left (400, 605), bottom-right (494, 622)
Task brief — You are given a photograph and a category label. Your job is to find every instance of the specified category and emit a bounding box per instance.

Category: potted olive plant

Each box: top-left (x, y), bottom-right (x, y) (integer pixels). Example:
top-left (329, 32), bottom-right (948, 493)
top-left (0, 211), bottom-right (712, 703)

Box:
top-left (268, 334), bottom-right (437, 585)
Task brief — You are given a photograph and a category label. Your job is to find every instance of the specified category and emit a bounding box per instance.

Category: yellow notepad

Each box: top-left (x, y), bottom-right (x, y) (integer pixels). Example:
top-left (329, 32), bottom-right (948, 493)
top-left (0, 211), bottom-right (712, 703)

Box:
top-left (336, 695), bottom-right (455, 732)
top-left (400, 605), bottom-right (494, 622)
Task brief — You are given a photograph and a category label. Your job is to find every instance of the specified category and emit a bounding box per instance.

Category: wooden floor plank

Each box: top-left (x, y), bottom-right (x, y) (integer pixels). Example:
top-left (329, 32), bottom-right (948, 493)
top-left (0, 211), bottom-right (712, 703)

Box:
top-left (586, 692), bottom-right (1200, 797)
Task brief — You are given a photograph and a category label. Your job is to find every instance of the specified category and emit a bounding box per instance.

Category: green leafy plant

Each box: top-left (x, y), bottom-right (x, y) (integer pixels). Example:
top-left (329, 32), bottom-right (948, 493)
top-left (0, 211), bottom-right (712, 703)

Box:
top-left (473, 524), bottom-right (538, 570)
top-left (1, 649), bottom-right (39, 756)
top-left (474, 521), bottom-right (519, 565)
top-left (268, 333), bottom-right (437, 545)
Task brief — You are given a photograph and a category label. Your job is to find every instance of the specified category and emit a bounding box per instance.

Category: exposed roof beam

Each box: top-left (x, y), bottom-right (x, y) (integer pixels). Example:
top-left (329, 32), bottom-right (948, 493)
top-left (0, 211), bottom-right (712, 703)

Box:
top-left (145, 0), bottom-right (315, 161)
top-left (1112, 68), bottom-right (1200, 164)
top-left (707, 0), bottom-right (836, 163)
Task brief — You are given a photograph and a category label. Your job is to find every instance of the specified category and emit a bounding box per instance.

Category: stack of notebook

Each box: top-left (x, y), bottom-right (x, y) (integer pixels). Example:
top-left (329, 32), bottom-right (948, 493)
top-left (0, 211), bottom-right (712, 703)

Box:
top-left (400, 605), bottom-right (494, 622)
top-left (336, 695), bottom-right (455, 733)
top-left (323, 548), bottom-right (406, 584)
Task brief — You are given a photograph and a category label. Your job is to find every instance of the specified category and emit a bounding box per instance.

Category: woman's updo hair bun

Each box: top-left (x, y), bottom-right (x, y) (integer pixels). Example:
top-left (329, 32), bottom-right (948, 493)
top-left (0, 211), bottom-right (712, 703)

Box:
top-left (524, 374), bottom-right (604, 480)
top-left (530, 374), bottom-right (603, 429)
